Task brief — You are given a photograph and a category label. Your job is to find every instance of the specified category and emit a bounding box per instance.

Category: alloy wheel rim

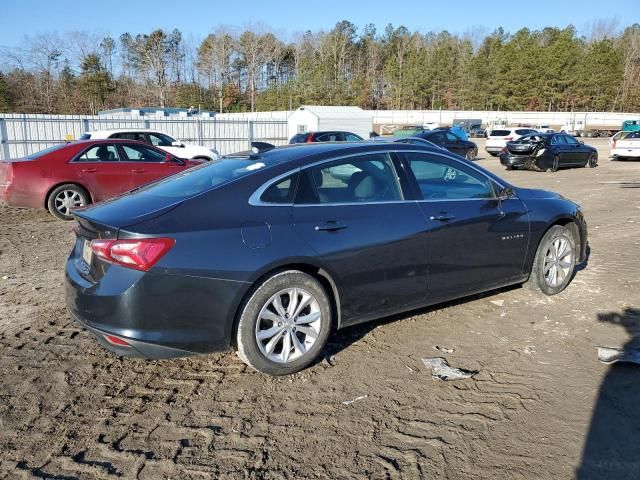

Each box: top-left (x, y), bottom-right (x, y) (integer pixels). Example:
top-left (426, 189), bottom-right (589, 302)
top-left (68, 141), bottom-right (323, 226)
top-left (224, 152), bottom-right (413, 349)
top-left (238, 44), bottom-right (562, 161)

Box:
top-left (255, 288), bottom-right (322, 364)
top-left (543, 236), bottom-right (573, 288)
top-left (54, 190), bottom-right (84, 215)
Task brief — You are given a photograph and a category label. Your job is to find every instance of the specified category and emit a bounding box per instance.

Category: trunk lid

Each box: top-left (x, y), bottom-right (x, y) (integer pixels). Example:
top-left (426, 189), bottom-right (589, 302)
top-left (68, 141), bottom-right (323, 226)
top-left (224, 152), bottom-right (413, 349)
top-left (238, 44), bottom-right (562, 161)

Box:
top-left (506, 140), bottom-right (539, 155)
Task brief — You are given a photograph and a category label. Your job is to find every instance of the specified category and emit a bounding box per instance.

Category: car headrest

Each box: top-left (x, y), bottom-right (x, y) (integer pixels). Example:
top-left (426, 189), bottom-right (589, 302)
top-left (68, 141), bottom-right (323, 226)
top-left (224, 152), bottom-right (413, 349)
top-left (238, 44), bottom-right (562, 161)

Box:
top-left (350, 172), bottom-right (377, 199)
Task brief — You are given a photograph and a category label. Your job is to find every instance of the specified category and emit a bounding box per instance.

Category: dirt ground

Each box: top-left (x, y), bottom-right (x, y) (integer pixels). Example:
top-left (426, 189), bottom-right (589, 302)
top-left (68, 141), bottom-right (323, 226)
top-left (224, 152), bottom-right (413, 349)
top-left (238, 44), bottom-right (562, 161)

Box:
top-left (1, 138), bottom-right (639, 479)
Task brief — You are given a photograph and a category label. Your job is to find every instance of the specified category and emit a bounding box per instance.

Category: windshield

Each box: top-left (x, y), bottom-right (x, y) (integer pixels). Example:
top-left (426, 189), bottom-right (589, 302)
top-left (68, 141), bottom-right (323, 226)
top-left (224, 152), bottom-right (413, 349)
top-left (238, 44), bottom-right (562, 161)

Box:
top-left (132, 158), bottom-right (268, 199)
top-left (25, 143), bottom-right (68, 160)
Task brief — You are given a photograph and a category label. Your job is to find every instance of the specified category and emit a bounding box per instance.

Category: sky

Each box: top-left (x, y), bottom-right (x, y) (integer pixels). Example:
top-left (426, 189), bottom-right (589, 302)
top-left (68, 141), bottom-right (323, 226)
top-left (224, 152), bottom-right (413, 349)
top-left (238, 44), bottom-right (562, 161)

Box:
top-left (1, 0), bottom-right (639, 48)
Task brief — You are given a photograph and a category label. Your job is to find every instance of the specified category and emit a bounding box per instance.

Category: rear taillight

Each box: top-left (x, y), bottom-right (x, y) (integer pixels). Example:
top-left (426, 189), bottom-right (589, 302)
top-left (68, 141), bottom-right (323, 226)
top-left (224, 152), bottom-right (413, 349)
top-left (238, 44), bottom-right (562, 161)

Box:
top-left (504, 137), bottom-right (513, 141)
top-left (306, 134), bottom-right (314, 143)
top-left (90, 238), bottom-right (175, 271)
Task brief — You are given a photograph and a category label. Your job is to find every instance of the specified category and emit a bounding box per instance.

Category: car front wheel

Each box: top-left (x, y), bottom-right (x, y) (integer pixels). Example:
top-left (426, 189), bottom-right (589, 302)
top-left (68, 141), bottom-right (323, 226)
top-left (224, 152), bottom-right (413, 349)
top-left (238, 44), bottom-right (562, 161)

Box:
top-left (587, 153), bottom-right (598, 168)
top-left (236, 270), bottom-right (332, 375)
top-left (525, 225), bottom-right (578, 295)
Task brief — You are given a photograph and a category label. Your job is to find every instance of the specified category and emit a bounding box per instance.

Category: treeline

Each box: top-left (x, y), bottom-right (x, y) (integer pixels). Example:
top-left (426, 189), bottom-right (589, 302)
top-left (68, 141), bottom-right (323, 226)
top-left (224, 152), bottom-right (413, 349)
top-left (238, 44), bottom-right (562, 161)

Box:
top-left (1, 22), bottom-right (639, 115)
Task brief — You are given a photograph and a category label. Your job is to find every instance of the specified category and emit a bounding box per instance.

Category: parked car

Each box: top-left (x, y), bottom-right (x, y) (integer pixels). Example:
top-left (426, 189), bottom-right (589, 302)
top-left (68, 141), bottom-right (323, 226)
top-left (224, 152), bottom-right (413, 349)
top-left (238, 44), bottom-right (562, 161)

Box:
top-left (499, 133), bottom-right (598, 172)
top-left (289, 131), bottom-right (363, 143)
top-left (81, 129), bottom-right (220, 162)
top-left (0, 140), bottom-right (201, 220)
top-left (611, 130), bottom-right (640, 160)
top-left (536, 125), bottom-right (555, 134)
top-left (392, 126), bottom-right (426, 138)
top-left (469, 128), bottom-right (487, 138)
top-left (411, 129), bottom-right (478, 160)
top-left (609, 130), bottom-right (631, 148)
top-left (66, 141), bottom-right (587, 375)
top-left (485, 128), bottom-right (539, 156)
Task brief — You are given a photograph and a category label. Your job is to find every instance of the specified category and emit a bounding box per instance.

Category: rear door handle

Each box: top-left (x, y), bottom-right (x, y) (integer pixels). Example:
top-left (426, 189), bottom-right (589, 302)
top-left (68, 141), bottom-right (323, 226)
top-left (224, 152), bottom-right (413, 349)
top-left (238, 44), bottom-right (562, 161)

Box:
top-left (429, 213), bottom-right (455, 222)
top-left (132, 169), bottom-right (146, 173)
top-left (315, 221), bottom-right (347, 232)
top-left (82, 168), bottom-right (97, 173)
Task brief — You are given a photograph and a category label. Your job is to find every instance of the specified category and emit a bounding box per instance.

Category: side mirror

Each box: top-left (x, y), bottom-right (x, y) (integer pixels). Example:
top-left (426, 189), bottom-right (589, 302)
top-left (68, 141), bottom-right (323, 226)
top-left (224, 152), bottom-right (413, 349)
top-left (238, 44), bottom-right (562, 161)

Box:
top-left (579, 141), bottom-right (584, 145)
top-left (498, 187), bottom-right (515, 200)
top-left (171, 141), bottom-right (185, 148)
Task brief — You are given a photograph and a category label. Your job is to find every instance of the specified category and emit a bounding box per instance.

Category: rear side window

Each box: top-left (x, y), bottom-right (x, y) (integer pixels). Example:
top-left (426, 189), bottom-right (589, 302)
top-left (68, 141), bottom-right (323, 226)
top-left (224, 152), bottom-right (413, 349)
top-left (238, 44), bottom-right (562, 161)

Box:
top-left (296, 153), bottom-right (401, 204)
top-left (25, 143), bottom-right (67, 160)
top-left (111, 132), bottom-right (146, 142)
top-left (260, 174), bottom-right (299, 204)
top-left (148, 132), bottom-right (175, 147)
top-left (315, 132), bottom-right (345, 142)
top-left (134, 159), bottom-right (268, 199)
top-left (75, 145), bottom-right (119, 162)
top-left (121, 144), bottom-right (166, 162)
top-left (290, 133), bottom-right (309, 144)
top-left (489, 130), bottom-right (510, 137)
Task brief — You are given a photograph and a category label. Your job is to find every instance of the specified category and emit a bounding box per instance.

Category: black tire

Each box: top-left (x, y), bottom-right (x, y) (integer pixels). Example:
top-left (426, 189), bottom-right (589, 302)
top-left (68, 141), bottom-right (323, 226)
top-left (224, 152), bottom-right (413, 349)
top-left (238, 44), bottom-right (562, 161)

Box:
top-left (525, 224), bottom-right (578, 296)
top-left (505, 165), bottom-right (513, 171)
top-left (465, 148), bottom-right (475, 161)
top-left (46, 184), bottom-right (90, 221)
top-left (488, 152), bottom-right (498, 157)
top-left (547, 156), bottom-right (560, 172)
top-left (236, 270), bottom-right (332, 375)
top-left (587, 152), bottom-right (598, 168)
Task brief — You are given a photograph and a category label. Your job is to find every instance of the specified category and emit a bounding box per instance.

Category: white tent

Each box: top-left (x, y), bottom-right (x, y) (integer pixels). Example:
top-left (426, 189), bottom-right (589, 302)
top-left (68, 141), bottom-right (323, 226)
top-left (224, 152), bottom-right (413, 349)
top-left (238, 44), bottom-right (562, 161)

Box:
top-left (287, 106), bottom-right (373, 141)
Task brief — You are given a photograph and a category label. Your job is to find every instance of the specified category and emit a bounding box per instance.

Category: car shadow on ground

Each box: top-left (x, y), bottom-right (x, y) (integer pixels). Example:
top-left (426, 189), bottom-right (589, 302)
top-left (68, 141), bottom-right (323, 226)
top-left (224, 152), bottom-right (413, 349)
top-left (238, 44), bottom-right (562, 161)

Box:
top-left (576, 307), bottom-right (640, 480)
top-left (322, 284), bottom-right (522, 361)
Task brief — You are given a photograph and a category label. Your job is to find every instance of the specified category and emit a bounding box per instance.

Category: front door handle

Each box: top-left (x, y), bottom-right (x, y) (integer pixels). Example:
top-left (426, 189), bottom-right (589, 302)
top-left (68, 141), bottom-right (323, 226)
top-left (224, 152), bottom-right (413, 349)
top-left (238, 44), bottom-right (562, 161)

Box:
top-left (315, 221), bottom-right (347, 232)
top-left (82, 168), bottom-right (97, 173)
top-left (429, 213), bottom-right (455, 222)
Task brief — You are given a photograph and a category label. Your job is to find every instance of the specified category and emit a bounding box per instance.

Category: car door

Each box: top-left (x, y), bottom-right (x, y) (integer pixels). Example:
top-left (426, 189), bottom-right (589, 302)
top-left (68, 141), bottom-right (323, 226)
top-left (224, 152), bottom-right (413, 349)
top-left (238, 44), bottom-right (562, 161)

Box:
top-left (550, 134), bottom-right (570, 164)
top-left (563, 134), bottom-right (589, 164)
top-left (292, 152), bottom-right (430, 325)
top-left (399, 151), bottom-right (530, 299)
top-left (68, 143), bottom-right (132, 201)
top-left (119, 143), bottom-right (185, 188)
top-left (443, 132), bottom-right (467, 156)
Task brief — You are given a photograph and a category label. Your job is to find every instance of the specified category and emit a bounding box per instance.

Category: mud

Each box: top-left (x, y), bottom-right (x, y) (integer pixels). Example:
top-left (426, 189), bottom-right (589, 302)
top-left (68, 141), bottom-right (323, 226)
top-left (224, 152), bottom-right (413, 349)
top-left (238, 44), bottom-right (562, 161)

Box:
top-left (1, 138), bottom-right (639, 479)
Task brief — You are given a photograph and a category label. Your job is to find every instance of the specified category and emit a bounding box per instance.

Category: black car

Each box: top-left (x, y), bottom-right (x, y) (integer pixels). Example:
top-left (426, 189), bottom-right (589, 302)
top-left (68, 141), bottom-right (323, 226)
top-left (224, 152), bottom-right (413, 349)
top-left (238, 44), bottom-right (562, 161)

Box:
top-left (499, 133), bottom-right (598, 172)
top-left (470, 128), bottom-right (487, 138)
top-left (289, 131), bottom-right (363, 144)
top-left (412, 129), bottom-right (478, 160)
top-left (66, 142), bottom-right (587, 375)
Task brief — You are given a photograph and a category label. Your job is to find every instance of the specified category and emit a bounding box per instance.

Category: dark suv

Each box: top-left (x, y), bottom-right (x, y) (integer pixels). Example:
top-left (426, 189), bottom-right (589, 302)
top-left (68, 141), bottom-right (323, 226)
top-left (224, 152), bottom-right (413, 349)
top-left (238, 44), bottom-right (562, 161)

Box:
top-left (289, 131), bottom-right (364, 144)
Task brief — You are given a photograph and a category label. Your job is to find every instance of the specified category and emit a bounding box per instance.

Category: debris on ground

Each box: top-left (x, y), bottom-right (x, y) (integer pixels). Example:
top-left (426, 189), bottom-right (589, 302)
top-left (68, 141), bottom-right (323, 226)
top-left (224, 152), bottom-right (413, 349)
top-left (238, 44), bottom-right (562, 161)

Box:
top-left (490, 299), bottom-right (505, 307)
top-left (342, 395), bottom-right (368, 405)
top-left (597, 346), bottom-right (640, 365)
top-left (422, 357), bottom-right (478, 381)
top-left (433, 345), bottom-right (455, 354)
top-left (323, 354), bottom-right (337, 367)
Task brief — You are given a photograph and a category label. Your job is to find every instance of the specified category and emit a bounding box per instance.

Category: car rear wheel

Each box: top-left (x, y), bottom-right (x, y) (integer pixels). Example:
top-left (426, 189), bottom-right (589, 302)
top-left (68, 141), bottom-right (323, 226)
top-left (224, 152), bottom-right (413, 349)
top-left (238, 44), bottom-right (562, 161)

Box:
top-left (525, 225), bottom-right (577, 295)
top-left (236, 270), bottom-right (332, 375)
top-left (547, 156), bottom-right (560, 172)
top-left (47, 184), bottom-right (89, 221)
top-left (465, 148), bottom-right (475, 161)
top-left (587, 153), bottom-right (598, 168)
top-left (488, 152), bottom-right (498, 157)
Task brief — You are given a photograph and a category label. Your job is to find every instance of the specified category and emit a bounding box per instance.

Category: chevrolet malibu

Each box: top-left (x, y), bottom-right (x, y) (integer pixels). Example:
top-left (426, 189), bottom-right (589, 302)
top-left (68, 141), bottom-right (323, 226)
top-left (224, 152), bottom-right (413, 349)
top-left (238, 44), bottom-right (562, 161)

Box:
top-left (66, 142), bottom-right (588, 375)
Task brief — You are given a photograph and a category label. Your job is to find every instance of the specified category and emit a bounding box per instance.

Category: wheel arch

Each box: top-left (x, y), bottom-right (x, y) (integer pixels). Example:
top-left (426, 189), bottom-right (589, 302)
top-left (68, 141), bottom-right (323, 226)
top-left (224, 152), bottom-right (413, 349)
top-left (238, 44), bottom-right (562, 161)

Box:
top-left (528, 216), bottom-right (583, 273)
top-left (229, 262), bottom-right (342, 349)
top-left (44, 181), bottom-right (93, 209)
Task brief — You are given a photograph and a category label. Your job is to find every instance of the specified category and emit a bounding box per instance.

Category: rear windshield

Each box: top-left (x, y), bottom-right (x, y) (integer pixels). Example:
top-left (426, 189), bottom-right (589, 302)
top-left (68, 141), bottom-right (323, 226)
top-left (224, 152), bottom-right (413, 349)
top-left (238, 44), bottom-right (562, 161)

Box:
top-left (489, 130), bottom-right (510, 137)
top-left (25, 143), bottom-right (68, 160)
top-left (132, 158), bottom-right (268, 199)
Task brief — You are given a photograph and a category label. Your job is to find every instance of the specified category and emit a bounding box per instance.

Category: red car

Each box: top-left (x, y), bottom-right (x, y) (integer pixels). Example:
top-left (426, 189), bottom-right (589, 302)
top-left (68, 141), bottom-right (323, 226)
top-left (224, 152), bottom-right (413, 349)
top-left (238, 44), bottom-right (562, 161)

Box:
top-left (0, 139), bottom-right (202, 220)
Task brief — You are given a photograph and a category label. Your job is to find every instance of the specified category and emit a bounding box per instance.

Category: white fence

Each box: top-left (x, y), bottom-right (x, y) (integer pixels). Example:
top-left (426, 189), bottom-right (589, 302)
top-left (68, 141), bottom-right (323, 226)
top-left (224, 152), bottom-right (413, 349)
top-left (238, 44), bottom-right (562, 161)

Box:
top-left (0, 113), bottom-right (288, 160)
top-left (214, 109), bottom-right (640, 129)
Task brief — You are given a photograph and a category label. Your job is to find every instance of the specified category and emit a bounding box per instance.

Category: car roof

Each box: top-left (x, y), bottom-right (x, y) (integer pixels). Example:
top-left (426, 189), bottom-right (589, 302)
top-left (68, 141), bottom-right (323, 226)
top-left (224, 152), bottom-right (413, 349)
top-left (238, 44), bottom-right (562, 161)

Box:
top-left (86, 129), bottom-right (167, 137)
top-left (72, 138), bottom-right (157, 146)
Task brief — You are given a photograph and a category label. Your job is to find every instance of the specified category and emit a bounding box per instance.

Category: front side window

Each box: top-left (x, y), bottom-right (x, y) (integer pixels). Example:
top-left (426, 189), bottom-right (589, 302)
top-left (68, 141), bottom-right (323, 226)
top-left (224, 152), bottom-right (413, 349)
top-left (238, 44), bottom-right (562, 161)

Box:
top-left (121, 144), bottom-right (166, 162)
top-left (76, 145), bottom-right (119, 162)
top-left (296, 153), bottom-right (402, 204)
top-left (446, 132), bottom-right (460, 142)
top-left (403, 152), bottom-right (494, 200)
top-left (148, 132), bottom-right (175, 147)
top-left (551, 135), bottom-right (566, 145)
top-left (564, 135), bottom-right (579, 145)
top-left (345, 133), bottom-right (363, 141)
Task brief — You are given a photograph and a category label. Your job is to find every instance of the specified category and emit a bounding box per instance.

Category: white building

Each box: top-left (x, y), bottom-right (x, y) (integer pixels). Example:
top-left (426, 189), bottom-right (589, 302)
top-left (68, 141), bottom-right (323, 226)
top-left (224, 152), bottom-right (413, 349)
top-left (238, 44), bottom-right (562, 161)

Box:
top-left (287, 106), bottom-right (374, 141)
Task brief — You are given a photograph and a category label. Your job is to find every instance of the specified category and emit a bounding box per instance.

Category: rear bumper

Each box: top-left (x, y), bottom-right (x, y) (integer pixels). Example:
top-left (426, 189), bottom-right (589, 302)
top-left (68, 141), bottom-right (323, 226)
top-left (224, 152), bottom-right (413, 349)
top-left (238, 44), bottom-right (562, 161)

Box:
top-left (485, 145), bottom-right (504, 153)
top-left (611, 148), bottom-right (640, 158)
top-left (65, 252), bottom-right (249, 359)
top-left (499, 155), bottom-right (529, 167)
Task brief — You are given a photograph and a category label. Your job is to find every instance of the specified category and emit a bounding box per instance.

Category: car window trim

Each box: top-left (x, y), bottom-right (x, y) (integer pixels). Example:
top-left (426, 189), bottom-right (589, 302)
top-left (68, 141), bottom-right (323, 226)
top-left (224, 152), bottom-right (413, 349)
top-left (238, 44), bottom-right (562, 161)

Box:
top-left (69, 143), bottom-right (121, 163)
top-left (249, 148), bottom-right (505, 207)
